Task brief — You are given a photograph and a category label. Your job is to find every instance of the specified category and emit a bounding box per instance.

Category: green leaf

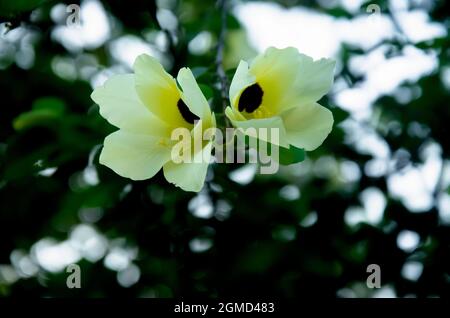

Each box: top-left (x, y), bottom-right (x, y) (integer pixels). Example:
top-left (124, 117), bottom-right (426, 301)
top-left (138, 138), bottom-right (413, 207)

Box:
top-left (243, 135), bottom-right (305, 166)
top-left (278, 145), bottom-right (305, 165)
top-left (198, 84), bottom-right (214, 100)
top-left (32, 96), bottom-right (66, 114)
top-left (13, 97), bottom-right (66, 131)
top-left (226, 14), bottom-right (241, 30)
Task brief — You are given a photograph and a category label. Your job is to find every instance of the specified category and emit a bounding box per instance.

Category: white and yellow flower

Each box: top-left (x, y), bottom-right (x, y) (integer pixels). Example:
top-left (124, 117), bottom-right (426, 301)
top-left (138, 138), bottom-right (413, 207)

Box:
top-left (225, 47), bottom-right (335, 151)
top-left (91, 54), bottom-right (215, 192)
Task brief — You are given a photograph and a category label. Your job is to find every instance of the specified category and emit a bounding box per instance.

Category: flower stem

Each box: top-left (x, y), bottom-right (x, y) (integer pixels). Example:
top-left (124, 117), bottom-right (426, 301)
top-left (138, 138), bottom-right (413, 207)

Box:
top-left (215, 0), bottom-right (230, 126)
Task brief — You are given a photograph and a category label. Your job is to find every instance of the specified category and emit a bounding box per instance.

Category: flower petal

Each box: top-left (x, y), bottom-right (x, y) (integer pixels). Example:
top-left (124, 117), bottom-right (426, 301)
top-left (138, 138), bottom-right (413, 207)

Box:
top-left (225, 107), bottom-right (289, 148)
top-left (248, 47), bottom-right (302, 114)
top-left (163, 142), bottom-right (213, 192)
top-left (225, 106), bottom-right (246, 121)
top-left (290, 54), bottom-right (335, 105)
top-left (250, 47), bottom-right (300, 79)
top-left (91, 74), bottom-right (169, 136)
top-left (133, 54), bottom-right (186, 127)
top-left (177, 67), bottom-right (211, 121)
top-left (100, 130), bottom-right (172, 180)
top-left (229, 60), bottom-right (256, 109)
top-left (281, 102), bottom-right (334, 151)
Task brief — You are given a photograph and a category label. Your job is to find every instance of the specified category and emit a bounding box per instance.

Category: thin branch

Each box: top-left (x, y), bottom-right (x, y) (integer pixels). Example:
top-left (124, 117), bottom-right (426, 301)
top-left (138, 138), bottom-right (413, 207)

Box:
top-left (215, 0), bottom-right (229, 120)
top-left (387, 2), bottom-right (413, 46)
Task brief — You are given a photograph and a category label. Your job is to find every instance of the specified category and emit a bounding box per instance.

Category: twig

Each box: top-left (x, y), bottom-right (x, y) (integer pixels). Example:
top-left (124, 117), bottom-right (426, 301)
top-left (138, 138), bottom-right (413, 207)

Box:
top-left (387, 3), bottom-right (412, 46)
top-left (215, 0), bottom-right (229, 121)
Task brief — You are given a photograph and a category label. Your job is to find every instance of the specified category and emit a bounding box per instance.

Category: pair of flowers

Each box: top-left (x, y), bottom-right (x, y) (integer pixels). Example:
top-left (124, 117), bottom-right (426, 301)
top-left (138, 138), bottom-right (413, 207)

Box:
top-left (91, 47), bottom-right (335, 192)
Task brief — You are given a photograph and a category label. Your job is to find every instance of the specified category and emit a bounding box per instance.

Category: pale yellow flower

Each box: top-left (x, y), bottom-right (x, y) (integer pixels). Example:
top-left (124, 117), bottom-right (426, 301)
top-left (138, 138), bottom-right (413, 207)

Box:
top-left (225, 47), bottom-right (335, 151)
top-left (91, 54), bottom-right (215, 192)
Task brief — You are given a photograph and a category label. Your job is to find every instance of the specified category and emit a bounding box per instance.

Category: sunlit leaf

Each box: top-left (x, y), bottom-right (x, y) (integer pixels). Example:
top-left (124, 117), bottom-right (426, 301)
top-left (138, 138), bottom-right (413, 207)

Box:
top-left (13, 97), bottom-right (65, 131)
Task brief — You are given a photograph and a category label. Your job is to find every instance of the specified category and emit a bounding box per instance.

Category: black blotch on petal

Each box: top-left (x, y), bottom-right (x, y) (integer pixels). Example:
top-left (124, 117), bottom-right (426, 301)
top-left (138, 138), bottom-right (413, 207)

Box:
top-left (238, 83), bottom-right (263, 113)
top-left (177, 99), bottom-right (200, 124)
